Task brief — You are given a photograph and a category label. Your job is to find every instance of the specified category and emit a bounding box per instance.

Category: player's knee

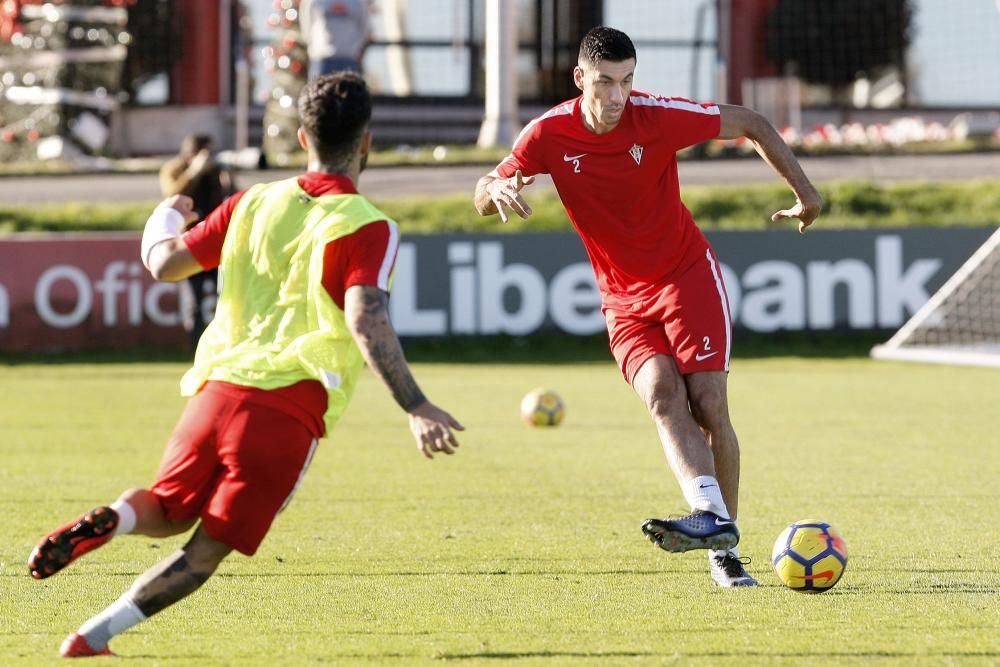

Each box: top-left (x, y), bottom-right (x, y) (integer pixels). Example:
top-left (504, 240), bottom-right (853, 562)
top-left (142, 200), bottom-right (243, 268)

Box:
top-left (183, 529), bottom-right (232, 572)
top-left (165, 517), bottom-right (198, 535)
top-left (118, 487), bottom-right (155, 507)
top-left (688, 389), bottom-right (729, 431)
top-left (117, 487), bottom-right (191, 537)
top-left (644, 386), bottom-right (687, 422)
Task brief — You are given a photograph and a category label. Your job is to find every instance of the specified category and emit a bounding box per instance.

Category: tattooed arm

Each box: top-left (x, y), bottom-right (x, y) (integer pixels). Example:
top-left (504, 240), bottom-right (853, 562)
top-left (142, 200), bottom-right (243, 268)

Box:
top-left (344, 284), bottom-right (426, 410)
top-left (344, 285), bottom-right (464, 458)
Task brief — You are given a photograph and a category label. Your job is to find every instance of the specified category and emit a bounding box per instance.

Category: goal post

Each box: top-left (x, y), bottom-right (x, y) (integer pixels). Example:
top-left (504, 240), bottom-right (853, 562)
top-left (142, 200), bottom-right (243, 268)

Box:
top-left (871, 226), bottom-right (1000, 368)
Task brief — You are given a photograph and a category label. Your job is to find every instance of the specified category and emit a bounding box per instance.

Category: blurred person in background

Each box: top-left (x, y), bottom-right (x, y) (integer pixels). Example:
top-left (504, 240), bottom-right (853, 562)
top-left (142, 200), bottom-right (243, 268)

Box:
top-left (29, 71), bottom-right (464, 658)
top-left (299, 0), bottom-right (371, 76)
top-left (159, 134), bottom-right (233, 348)
top-left (475, 26), bottom-right (822, 589)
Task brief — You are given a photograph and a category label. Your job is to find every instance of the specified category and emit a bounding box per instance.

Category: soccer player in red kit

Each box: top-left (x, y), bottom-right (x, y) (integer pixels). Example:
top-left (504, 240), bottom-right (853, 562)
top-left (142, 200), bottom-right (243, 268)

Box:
top-left (29, 72), bottom-right (463, 657)
top-left (474, 27), bottom-right (822, 587)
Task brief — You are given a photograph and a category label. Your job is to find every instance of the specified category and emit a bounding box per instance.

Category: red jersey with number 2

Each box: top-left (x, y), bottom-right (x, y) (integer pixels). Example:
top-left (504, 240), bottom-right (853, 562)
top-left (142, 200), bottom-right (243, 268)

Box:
top-left (496, 91), bottom-right (721, 297)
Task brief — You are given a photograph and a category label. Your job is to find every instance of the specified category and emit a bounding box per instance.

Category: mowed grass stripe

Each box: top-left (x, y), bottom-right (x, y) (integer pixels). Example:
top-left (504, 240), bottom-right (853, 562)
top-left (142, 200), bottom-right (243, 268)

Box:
top-left (1, 359), bottom-right (998, 665)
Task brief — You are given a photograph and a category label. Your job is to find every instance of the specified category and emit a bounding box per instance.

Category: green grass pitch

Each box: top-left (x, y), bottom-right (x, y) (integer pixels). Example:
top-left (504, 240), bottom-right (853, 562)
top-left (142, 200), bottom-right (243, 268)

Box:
top-left (1, 357), bottom-right (998, 665)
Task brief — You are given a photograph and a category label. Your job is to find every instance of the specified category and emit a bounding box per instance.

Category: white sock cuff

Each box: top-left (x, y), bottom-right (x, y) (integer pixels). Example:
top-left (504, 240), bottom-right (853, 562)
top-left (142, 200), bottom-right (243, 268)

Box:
top-left (686, 476), bottom-right (719, 493)
top-left (102, 594), bottom-right (147, 639)
top-left (682, 475), bottom-right (731, 520)
top-left (78, 593), bottom-right (148, 650)
top-left (110, 500), bottom-right (137, 536)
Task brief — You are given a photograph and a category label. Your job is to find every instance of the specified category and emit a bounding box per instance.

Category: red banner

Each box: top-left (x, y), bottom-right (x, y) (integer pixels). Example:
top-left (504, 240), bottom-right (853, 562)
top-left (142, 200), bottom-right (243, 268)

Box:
top-left (0, 234), bottom-right (191, 352)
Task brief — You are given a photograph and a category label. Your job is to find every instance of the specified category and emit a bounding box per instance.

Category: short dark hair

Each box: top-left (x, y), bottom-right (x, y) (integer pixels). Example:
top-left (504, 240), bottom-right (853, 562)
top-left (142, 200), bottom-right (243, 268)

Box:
top-left (298, 71), bottom-right (372, 169)
top-left (181, 134), bottom-right (212, 157)
top-left (578, 26), bottom-right (636, 66)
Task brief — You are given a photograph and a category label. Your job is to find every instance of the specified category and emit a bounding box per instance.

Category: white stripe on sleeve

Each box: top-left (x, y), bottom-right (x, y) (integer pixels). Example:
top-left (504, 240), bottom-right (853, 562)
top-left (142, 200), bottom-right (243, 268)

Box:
top-left (629, 95), bottom-right (720, 115)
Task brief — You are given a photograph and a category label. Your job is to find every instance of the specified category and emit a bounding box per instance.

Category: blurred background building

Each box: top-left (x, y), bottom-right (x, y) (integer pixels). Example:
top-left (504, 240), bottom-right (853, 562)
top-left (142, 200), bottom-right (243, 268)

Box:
top-left (1, 0), bottom-right (998, 160)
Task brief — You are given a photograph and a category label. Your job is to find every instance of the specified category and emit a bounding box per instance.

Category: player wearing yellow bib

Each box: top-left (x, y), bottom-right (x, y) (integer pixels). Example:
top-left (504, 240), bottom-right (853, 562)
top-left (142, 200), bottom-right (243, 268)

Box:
top-left (28, 72), bottom-right (464, 658)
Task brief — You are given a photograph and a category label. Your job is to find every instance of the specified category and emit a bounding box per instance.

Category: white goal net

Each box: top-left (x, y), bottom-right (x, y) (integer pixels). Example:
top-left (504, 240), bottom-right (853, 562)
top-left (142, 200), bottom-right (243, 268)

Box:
top-left (871, 226), bottom-right (1000, 368)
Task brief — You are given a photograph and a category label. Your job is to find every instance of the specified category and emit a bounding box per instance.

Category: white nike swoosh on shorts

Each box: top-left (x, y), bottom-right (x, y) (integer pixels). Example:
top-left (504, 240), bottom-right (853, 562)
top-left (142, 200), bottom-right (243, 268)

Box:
top-left (562, 153), bottom-right (587, 161)
top-left (695, 351), bottom-right (719, 361)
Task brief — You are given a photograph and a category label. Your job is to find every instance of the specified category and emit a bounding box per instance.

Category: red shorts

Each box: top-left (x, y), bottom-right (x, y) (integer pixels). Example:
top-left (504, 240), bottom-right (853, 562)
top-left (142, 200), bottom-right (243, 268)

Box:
top-left (150, 382), bottom-right (319, 555)
top-left (603, 247), bottom-right (732, 384)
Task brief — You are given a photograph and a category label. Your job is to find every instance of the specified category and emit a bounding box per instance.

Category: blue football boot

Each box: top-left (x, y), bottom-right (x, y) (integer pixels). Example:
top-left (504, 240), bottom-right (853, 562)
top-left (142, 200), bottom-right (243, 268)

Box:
top-left (641, 509), bottom-right (740, 553)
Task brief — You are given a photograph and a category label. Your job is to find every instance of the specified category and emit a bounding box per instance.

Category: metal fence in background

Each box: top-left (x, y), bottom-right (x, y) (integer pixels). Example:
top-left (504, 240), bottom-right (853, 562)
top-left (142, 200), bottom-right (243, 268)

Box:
top-left (237, 0), bottom-right (1000, 108)
top-left (237, 0), bottom-right (1000, 146)
top-left (240, 0), bottom-right (720, 146)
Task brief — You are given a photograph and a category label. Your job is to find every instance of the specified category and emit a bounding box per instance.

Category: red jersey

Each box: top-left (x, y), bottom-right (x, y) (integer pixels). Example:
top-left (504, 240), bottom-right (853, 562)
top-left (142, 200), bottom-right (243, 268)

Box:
top-left (180, 172), bottom-right (399, 437)
top-left (496, 91), bottom-right (720, 297)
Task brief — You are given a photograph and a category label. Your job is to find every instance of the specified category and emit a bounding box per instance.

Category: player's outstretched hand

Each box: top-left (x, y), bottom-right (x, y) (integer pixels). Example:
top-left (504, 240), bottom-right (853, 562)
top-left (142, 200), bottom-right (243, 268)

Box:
top-left (159, 194), bottom-right (200, 225)
top-left (487, 169), bottom-right (535, 223)
top-left (408, 401), bottom-right (465, 459)
top-left (771, 193), bottom-right (823, 234)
